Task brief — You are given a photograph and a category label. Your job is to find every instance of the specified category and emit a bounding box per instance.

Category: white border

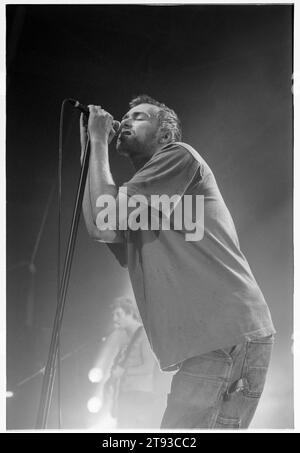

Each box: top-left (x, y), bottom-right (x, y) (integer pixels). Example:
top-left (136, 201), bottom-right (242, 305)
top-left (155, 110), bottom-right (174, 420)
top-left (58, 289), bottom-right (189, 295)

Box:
top-left (1, 0), bottom-right (297, 433)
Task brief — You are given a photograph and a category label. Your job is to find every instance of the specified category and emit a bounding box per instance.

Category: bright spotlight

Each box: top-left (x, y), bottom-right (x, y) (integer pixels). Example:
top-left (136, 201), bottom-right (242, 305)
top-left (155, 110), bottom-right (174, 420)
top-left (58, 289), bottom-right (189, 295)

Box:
top-left (88, 413), bottom-right (117, 430)
top-left (88, 367), bottom-right (103, 383)
top-left (87, 396), bottom-right (103, 413)
top-left (6, 391), bottom-right (14, 398)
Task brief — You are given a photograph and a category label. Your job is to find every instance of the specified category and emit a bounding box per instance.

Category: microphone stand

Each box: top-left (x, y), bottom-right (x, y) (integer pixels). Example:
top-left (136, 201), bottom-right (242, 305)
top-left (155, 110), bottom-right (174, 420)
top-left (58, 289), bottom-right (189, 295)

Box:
top-left (36, 136), bottom-right (91, 429)
top-left (17, 343), bottom-right (88, 388)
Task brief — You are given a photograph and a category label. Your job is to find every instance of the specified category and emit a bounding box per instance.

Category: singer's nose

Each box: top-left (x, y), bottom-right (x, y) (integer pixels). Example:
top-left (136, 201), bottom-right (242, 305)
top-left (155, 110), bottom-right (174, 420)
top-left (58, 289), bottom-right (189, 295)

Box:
top-left (120, 117), bottom-right (132, 129)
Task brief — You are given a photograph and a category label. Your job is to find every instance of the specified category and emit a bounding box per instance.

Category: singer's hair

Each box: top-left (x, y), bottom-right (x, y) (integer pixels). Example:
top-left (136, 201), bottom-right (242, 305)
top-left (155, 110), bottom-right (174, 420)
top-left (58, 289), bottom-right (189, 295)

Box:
top-left (129, 95), bottom-right (182, 142)
top-left (111, 297), bottom-right (140, 321)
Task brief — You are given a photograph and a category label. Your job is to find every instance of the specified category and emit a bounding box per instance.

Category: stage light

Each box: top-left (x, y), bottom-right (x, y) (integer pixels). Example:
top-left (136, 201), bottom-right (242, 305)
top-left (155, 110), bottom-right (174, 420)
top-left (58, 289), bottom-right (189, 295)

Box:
top-left (6, 391), bottom-right (14, 398)
top-left (87, 396), bottom-right (103, 413)
top-left (88, 367), bottom-right (103, 383)
top-left (87, 413), bottom-right (117, 430)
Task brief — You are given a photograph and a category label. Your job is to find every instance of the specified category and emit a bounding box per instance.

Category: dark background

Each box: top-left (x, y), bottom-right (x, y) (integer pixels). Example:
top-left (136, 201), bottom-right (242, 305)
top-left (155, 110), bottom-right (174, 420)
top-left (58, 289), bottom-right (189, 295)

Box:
top-left (6, 4), bottom-right (293, 429)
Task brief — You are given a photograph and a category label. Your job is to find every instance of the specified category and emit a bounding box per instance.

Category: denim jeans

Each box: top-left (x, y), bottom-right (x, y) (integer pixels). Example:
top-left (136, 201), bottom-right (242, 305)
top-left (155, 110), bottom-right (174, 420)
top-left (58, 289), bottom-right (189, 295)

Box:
top-left (160, 335), bottom-right (274, 429)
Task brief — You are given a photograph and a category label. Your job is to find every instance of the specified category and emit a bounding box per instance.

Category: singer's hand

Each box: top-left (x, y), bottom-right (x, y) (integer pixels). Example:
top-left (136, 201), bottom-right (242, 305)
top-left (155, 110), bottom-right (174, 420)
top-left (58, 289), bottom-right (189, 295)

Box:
top-left (88, 105), bottom-right (114, 145)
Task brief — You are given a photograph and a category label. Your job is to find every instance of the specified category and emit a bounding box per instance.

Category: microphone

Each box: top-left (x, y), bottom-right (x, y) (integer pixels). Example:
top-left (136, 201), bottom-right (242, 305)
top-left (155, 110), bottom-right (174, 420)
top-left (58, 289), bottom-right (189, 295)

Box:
top-left (68, 98), bottom-right (121, 133)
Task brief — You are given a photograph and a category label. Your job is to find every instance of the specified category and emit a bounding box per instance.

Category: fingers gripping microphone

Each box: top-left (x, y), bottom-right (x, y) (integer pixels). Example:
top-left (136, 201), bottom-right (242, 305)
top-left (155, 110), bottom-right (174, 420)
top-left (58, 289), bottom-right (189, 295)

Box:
top-left (68, 98), bottom-right (121, 133)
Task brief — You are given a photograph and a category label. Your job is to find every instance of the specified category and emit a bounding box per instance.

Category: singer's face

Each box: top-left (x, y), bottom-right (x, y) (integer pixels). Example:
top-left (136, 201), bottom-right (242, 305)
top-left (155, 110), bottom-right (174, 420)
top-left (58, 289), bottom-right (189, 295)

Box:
top-left (116, 103), bottom-right (161, 160)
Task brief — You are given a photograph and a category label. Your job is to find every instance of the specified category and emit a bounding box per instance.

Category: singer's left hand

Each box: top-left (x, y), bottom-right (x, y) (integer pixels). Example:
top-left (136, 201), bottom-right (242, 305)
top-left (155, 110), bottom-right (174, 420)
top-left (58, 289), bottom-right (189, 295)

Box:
top-left (88, 105), bottom-right (114, 145)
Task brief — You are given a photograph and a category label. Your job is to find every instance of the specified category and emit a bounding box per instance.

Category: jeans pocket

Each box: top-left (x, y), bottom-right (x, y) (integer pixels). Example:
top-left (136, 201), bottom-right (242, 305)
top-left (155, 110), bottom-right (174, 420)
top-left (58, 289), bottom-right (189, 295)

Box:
top-left (220, 343), bottom-right (243, 360)
top-left (214, 415), bottom-right (240, 429)
top-left (242, 338), bottom-right (274, 398)
top-left (169, 372), bottom-right (225, 408)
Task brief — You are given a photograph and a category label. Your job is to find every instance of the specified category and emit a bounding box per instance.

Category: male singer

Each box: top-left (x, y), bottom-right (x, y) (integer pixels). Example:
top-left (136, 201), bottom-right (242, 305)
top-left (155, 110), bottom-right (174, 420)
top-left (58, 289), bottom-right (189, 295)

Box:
top-left (81, 95), bottom-right (275, 429)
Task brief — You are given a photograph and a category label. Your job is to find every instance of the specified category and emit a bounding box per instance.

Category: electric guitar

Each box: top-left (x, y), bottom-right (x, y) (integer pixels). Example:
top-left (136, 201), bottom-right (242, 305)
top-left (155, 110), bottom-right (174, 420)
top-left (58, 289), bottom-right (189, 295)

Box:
top-left (103, 325), bottom-right (143, 417)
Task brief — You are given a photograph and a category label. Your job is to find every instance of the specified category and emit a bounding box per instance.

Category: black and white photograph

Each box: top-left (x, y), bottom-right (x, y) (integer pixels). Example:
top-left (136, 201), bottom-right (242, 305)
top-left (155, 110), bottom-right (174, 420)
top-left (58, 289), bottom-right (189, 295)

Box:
top-left (4, 2), bottom-right (295, 432)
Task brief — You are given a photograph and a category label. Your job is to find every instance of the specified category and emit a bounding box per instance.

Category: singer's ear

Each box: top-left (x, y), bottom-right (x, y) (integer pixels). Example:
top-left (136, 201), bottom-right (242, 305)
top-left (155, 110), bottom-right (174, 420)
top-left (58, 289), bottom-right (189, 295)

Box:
top-left (158, 128), bottom-right (172, 144)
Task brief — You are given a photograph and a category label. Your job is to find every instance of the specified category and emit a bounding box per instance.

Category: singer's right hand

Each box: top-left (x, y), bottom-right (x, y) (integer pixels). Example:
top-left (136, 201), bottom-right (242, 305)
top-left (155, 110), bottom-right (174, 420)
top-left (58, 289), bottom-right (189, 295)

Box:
top-left (88, 105), bottom-right (114, 145)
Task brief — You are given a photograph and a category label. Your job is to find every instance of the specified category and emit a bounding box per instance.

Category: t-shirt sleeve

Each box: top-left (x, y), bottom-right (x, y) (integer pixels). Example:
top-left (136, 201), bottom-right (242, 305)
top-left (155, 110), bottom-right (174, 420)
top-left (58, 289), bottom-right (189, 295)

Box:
top-left (121, 143), bottom-right (201, 204)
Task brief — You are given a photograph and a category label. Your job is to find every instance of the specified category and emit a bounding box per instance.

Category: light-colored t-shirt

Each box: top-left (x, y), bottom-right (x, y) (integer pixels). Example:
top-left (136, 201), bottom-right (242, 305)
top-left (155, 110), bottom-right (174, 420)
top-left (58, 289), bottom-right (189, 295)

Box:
top-left (112, 142), bottom-right (275, 371)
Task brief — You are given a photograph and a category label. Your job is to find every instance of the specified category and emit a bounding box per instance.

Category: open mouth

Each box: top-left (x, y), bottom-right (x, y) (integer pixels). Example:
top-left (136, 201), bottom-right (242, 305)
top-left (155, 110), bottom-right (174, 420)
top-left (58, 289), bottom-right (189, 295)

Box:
top-left (120, 129), bottom-right (132, 137)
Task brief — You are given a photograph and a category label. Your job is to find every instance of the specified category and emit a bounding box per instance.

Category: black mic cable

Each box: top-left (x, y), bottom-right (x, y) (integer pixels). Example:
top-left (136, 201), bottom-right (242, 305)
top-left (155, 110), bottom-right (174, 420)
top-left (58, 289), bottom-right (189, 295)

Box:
top-left (67, 98), bottom-right (121, 134)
